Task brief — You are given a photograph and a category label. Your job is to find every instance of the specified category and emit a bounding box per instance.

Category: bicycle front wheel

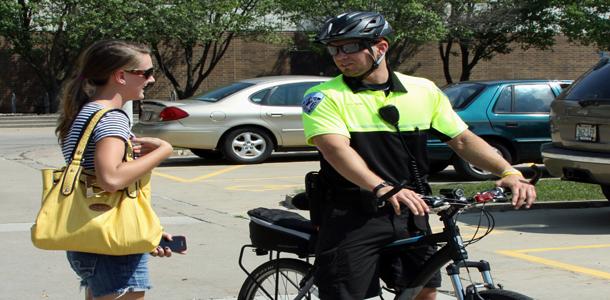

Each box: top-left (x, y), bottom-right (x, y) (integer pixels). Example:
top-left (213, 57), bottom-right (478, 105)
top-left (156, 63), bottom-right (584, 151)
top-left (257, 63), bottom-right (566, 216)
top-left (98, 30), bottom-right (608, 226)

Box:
top-left (475, 289), bottom-right (533, 300)
top-left (238, 258), bottom-right (318, 300)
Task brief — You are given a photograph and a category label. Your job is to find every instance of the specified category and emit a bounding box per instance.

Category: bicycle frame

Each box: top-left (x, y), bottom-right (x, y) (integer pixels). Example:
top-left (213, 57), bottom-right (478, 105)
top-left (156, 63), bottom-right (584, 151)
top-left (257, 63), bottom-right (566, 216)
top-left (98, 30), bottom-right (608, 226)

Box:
top-left (380, 204), bottom-right (496, 300)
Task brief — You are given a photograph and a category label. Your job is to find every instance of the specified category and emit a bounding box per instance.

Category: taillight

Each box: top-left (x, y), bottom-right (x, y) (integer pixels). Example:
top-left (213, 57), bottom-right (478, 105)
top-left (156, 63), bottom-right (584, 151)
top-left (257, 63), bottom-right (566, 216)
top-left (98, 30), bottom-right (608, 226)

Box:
top-left (159, 107), bottom-right (189, 121)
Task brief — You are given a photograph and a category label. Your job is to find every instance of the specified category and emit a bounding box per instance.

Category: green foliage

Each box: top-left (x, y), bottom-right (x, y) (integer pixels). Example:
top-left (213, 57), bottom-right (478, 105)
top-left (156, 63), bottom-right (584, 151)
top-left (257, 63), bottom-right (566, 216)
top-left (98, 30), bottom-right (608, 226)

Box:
top-left (555, 0), bottom-right (610, 51)
top-left (0, 0), bottom-right (279, 107)
top-left (131, 0), bottom-right (280, 99)
top-left (275, 0), bottom-right (446, 73)
top-left (437, 0), bottom-right (560, 83)
top-left (0, 0), bottom-right (148, 111)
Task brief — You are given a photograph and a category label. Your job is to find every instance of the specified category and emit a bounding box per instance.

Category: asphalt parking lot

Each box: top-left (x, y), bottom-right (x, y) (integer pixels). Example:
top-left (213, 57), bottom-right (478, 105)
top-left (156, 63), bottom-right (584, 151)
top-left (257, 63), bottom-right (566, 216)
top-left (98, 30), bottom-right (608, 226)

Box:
top-left (0, 128), bottom-right (609, 299)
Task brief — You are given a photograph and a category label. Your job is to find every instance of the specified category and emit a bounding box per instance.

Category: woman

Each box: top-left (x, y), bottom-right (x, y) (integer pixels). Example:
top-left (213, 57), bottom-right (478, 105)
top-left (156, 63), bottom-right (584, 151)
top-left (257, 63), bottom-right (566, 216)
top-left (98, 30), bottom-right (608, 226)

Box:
top-left (56, 40), bottom-right (176, 300)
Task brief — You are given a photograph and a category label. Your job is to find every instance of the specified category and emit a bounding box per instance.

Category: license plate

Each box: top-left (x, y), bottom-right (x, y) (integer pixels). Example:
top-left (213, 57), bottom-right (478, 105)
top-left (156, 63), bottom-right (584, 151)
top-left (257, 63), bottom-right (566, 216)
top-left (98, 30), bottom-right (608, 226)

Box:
top-left (575, 124), bottom-right (597, 142)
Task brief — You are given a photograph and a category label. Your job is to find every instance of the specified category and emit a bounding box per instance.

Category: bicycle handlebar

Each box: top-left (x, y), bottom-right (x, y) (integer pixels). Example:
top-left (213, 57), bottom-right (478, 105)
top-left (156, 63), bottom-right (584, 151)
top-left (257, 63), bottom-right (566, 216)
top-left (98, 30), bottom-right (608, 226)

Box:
top-left (376, 165), bottom-right (542, 211)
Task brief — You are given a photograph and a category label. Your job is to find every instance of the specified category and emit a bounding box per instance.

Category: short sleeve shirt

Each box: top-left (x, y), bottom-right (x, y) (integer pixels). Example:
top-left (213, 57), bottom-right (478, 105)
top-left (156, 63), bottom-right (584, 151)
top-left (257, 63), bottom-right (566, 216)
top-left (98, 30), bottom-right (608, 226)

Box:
top-left (301, 72), bottom-right (467, 187)
top-left (61, 102), bottom-right (132, 170)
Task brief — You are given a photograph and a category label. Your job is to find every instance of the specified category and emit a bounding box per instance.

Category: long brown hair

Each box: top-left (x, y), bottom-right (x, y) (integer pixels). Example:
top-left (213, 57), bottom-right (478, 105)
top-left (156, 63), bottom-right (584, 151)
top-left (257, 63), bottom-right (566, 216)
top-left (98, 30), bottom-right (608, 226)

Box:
top-left (55, 40), bottom-right (150, 142)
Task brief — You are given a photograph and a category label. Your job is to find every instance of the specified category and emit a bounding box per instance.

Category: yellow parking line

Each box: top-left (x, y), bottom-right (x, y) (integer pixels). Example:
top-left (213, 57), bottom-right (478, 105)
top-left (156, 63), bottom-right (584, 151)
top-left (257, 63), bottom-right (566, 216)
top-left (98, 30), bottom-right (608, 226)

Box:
top-left (497, 244), bottom-right (610, 280)
top-left (509, 244), bottom-right (610, 253)
top-left (153, 165), bottom-right (244, 183)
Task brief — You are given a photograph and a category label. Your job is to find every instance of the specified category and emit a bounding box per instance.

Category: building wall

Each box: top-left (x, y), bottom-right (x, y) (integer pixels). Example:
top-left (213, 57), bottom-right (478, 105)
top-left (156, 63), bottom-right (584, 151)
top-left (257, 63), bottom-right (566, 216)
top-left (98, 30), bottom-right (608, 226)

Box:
top-left (410, 35), bottom-right (600, 85)
top-left (0, 34), bottom-right (602, 113)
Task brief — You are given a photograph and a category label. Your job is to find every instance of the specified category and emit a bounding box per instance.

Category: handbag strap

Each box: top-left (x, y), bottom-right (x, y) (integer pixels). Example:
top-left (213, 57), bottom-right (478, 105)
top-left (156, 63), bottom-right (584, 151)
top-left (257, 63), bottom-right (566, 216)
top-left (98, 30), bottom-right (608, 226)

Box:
top-left (61, 108), bottom-right (117, 195)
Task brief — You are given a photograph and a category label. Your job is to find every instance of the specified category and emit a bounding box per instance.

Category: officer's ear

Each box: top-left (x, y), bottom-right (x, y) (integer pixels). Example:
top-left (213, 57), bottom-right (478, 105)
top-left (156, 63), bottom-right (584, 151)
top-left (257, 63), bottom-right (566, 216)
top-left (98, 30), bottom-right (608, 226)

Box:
top-left (374, 39), bottom-right (389, 56)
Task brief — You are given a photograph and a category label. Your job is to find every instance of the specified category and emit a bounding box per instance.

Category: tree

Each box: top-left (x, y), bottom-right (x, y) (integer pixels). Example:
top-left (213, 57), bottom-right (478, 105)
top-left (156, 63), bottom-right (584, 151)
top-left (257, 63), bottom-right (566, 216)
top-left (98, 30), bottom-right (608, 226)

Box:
top-left (135, 0), bottom-right (278, 99)
top-left (555, 0), bottom-right (610, 51)
top-left (437, 1), bottom-right (558, 84)
top-left (276, 0), bottom-right (446, 74)
top-left (0, 0), bottom-right (146, 112)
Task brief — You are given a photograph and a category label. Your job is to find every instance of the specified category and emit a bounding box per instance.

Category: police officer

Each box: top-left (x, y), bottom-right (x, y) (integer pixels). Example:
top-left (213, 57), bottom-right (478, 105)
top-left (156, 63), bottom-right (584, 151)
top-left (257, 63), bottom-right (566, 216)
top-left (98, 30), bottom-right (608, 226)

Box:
top-left (302, 11), bottom-right (536, 300)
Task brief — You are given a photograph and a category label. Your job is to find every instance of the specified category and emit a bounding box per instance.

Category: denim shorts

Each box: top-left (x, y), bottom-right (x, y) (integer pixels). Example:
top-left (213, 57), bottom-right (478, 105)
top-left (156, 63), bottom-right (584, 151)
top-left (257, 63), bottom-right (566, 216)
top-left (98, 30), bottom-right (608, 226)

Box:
top-left (67, 251), bottom-right (152, 298)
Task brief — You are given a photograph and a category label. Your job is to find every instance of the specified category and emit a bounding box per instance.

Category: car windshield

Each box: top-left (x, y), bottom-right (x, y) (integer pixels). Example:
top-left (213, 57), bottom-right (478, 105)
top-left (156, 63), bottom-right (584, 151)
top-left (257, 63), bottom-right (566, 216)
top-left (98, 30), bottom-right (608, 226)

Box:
top-left (193, 82), bottom-right (255, 102)
top-left (441, 83), bottom-right (486, 110)
top-left (563, 58), bottom-right (610, 101)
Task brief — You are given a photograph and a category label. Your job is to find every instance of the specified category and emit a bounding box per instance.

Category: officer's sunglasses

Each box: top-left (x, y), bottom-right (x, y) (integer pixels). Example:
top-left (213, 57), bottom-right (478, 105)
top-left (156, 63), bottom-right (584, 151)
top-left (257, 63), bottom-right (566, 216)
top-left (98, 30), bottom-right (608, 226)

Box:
top-left (124, 67), bottom-right (155, 79)
top-left (327, 42), bottom-right (366, 56)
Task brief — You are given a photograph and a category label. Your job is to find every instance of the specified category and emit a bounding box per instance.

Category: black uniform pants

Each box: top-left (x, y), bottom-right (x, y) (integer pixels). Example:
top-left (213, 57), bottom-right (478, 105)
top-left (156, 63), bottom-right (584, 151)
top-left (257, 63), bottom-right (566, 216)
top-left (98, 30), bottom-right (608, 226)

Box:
top-left (313, 203), bottom-right (441, 300)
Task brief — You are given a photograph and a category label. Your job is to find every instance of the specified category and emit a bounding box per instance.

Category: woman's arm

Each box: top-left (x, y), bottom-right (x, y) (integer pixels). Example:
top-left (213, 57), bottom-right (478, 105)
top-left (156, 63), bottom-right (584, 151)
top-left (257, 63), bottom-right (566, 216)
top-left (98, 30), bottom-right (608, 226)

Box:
top-left (94, 136), bottom-right (172, 192)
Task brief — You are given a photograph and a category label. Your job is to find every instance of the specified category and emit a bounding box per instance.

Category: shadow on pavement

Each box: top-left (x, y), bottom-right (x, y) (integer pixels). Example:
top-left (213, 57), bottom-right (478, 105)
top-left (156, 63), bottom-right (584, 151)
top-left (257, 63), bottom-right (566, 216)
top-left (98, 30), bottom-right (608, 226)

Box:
top-left (456, 205), bottom-right (610, 236)
top-left (158, 151), bottom-right (320, 167)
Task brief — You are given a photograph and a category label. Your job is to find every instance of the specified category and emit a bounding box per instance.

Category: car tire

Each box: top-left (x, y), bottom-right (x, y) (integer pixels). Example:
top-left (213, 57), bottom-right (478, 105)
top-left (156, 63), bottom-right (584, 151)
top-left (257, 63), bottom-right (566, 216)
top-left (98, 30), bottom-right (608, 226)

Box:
top-left (190, 149), bottom-right (222, 160)
top-left (428, 161), bottom-right (449, 174)
top-left (601, 185), bottom-right (610, 202)
top-left (221, 127), bottom-right (273, 164)
top-left (453, 141), bottom-right (512, 181)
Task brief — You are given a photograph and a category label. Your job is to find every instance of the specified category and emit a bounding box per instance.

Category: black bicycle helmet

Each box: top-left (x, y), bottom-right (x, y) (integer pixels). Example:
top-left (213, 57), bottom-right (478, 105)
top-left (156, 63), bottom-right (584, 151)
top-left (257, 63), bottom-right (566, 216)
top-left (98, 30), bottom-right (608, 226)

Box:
top-left (317, 11), bottom-right (394, 45)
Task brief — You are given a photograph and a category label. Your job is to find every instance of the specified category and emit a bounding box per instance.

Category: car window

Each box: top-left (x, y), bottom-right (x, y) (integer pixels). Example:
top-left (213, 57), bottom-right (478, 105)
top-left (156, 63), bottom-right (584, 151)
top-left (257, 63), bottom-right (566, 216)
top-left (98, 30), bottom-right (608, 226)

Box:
top-left (563, 58), bottom-right (610, 101)
top-left (493, 84), bottom-right (555, 113)
top-left (493, 86), bottom-right (512, 113)
top-left (514, 84), bottom-right (555, 113)
top-left (441, 83), bottom-right (486, 110)
top-left (264, 82), bottom-right (322, 107)
top-left (250, 89), bottom-right (270, 103)
top-left (193, 82), bottom-right (255, 102)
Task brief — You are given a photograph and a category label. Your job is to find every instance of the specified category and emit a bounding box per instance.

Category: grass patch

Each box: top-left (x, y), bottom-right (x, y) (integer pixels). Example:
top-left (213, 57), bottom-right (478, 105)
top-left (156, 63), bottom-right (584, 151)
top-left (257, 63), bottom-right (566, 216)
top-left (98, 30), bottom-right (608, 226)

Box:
top-left (431, 178), bottom-right (606, 201)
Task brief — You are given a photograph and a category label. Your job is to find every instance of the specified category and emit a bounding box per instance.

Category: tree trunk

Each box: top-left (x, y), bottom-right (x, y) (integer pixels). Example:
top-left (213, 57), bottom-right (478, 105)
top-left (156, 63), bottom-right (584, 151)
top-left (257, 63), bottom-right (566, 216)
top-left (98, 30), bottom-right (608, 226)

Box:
top-left (439, 41), bottom-right (454, 84)
top-left (459, 42), bottom-right (472, 82)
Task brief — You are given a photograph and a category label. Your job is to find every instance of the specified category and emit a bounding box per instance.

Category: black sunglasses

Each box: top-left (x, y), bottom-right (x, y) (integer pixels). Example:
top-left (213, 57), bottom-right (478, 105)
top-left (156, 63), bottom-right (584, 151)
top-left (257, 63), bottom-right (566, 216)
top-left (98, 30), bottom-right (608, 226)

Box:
top-left (327, 42), bottom-right (366, 56)
top-left (124, 67), bottom-right (154, 79)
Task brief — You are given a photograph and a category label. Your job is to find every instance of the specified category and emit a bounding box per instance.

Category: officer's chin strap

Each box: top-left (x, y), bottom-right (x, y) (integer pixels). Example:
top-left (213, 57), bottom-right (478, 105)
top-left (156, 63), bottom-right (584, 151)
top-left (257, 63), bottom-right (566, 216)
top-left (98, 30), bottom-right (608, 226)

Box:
top-left (355, 43), bottom-right (386, 81)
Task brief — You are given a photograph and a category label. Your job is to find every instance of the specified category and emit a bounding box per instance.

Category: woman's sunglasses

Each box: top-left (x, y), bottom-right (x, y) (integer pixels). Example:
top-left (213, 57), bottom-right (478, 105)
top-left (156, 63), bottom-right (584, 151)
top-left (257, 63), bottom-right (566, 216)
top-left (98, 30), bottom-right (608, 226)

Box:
top-left (124, 67), bottom-right (155, 79)
top-left (327, 42), bottom-right (366, 56)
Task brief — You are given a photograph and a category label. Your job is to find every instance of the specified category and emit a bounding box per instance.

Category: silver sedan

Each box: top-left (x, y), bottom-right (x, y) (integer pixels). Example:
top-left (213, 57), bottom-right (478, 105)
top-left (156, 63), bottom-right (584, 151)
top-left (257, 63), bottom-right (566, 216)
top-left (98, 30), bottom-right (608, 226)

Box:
top-left (133, 75), bottom-right (329, 163)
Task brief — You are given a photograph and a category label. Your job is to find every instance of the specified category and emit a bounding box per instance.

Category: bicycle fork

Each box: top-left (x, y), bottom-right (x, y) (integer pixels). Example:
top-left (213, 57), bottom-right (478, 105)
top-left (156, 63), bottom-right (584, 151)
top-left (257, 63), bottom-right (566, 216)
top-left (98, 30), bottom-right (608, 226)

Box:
top-left (446, 260), bottom-right (495, 300)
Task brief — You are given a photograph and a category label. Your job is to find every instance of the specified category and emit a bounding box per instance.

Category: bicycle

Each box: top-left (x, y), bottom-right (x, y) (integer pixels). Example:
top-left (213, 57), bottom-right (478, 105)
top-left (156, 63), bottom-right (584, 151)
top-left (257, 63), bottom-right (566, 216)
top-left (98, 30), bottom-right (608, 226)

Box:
top-left (237, 170), bottom-right (540, 300)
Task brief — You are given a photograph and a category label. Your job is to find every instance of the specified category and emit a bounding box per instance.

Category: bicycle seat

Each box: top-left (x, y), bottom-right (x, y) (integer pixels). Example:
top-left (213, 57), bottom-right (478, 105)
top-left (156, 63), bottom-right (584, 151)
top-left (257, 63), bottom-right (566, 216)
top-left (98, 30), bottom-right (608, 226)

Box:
top-left (247, 208), bottom-right (316, 256)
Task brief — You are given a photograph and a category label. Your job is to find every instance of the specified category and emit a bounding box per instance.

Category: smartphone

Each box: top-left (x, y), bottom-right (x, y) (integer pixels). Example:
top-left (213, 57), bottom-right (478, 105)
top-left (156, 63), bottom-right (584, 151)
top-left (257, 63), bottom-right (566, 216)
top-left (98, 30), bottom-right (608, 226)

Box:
top-left (159, 235), bottom-right (187, 252)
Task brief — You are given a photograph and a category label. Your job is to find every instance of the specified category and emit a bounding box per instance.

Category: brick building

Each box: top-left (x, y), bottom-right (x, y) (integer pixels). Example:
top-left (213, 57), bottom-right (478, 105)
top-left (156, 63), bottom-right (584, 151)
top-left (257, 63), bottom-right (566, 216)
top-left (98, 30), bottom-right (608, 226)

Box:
top-left (0, 34), bottom-right (602, 113)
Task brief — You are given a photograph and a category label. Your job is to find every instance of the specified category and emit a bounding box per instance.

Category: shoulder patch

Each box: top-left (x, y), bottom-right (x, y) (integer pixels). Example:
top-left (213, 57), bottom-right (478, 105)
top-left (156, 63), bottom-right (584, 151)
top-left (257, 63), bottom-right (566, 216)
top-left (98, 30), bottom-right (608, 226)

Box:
top-left (302, 92), bottom-right (324, 115)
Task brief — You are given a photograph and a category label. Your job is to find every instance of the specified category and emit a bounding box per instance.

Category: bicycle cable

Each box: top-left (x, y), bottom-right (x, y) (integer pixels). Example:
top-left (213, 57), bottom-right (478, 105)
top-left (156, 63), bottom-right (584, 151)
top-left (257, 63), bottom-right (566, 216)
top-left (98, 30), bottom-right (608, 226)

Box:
top-left (455, 203), bottom-right (496, 246)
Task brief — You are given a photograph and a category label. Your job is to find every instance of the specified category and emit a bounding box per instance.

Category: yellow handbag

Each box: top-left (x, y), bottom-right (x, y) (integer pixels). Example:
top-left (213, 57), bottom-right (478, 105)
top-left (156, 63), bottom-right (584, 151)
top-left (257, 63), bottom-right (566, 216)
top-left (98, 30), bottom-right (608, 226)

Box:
top-left (31, 108), bottom-right (163, 255)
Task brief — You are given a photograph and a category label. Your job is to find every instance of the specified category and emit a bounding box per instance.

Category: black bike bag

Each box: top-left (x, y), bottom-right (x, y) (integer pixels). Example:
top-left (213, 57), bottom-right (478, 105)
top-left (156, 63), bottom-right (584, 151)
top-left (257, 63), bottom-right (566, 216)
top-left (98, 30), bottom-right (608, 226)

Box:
top-left (247, 208), bottom-right (316, 257)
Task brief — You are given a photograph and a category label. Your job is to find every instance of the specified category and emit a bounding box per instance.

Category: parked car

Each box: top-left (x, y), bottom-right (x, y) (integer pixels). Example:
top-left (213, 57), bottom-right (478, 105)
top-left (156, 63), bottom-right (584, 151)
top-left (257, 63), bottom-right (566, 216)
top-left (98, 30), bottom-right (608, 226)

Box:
top-left (428, 79), bottom-right (572, 180)
top-left (133, 76), bottom-right (330, 163)
top-left (541, 57), bottom-right (610, 201)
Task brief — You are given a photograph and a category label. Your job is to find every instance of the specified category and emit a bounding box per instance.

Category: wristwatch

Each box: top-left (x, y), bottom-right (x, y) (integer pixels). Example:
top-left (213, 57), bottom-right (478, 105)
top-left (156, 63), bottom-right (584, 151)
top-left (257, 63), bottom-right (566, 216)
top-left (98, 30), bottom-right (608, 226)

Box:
top-left (372, 181), bottom-right (391, 196)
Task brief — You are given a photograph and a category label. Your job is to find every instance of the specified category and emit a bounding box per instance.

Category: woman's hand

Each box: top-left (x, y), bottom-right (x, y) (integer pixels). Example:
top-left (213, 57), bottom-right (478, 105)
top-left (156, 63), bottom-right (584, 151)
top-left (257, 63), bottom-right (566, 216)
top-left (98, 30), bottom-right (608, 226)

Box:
top-left (150, 232), bottom-right (187, 257)
top-left (131, 136), bottom-right (172, 157)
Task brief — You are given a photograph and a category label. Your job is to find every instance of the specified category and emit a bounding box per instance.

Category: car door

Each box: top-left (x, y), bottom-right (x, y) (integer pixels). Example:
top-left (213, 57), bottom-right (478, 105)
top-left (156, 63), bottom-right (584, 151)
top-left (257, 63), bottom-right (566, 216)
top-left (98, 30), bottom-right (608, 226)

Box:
top-left (488, 83), bottom-right (558, 161)
top-left (260, 81), bottom-right (322, 147)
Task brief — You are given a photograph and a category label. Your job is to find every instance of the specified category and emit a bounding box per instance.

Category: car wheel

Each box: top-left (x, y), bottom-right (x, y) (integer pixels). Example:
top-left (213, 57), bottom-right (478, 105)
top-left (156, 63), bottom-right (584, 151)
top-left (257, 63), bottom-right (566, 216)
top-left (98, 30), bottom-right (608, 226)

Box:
top-left (221, 127), bottom-right (273, 164)
top-left (428, 161), bottom-right (449, 174)
top-left (190, 149), bottom-right (222, 160)
top-left (453, 141), bottom-right (512, 181)
top-left (601, 185), bottom-right (610, 202)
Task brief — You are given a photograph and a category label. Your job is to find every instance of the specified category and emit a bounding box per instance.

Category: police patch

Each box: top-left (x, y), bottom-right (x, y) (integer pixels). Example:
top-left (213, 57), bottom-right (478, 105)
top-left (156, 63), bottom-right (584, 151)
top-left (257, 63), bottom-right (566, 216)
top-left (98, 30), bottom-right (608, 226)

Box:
top-left (302, 92), bottom-right (324, 114)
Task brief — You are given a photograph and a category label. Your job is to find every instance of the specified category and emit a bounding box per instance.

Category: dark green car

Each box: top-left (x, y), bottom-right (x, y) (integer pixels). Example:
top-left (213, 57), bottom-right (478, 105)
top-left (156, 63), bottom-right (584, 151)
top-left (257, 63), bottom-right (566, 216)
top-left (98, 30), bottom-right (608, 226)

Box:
top-left (428, 79), bottom-right (571, 180)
